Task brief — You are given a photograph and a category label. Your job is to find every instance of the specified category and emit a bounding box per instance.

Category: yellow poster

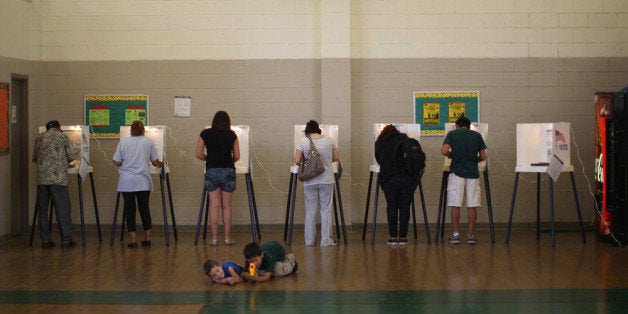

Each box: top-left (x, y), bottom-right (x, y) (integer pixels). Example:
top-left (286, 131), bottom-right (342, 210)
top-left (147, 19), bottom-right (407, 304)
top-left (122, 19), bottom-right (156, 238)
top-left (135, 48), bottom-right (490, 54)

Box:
top-left (423, 102), bottom-right (440, 125)
top-left (448, 102), bottom-right (466, 122)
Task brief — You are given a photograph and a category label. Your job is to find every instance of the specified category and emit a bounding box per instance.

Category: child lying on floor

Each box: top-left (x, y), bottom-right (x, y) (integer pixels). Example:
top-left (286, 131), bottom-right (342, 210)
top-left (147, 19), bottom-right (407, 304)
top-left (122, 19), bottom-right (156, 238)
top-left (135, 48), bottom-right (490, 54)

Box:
top-left (203, 259), bottom-right (243, 285)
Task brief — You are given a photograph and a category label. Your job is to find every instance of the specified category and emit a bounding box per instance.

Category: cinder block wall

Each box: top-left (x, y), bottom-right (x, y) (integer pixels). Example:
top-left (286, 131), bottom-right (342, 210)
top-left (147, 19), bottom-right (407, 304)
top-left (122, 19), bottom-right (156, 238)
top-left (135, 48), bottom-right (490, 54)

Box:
top-left (1, 1), bottom-right (627, 236)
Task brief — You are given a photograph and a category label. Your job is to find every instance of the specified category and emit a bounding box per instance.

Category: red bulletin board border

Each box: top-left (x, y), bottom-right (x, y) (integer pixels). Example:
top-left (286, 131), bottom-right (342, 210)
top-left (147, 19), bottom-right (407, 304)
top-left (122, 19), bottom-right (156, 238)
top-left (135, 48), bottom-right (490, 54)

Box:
top-left (0, 82), bottom-right (9, 154)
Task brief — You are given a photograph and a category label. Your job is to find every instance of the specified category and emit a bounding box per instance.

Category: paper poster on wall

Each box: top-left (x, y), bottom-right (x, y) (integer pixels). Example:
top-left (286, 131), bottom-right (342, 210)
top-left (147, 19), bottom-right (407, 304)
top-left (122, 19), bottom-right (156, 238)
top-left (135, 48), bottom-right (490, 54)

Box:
top-left (85, 95), bottom-right (149, 138)
top-left (0, 83), bottom-right (8, 153)
top-left (413, 91), bottom-right (479, 136)
top-left (174, 96), bottom-right (191, 117)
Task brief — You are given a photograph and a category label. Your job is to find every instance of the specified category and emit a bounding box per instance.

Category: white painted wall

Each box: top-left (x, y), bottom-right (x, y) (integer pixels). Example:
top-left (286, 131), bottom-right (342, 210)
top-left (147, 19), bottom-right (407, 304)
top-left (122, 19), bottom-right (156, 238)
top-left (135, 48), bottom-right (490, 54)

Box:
top-left (0, 0), bottom-right (32, 60)
top-left (35, 0), bottom-right (627, 61)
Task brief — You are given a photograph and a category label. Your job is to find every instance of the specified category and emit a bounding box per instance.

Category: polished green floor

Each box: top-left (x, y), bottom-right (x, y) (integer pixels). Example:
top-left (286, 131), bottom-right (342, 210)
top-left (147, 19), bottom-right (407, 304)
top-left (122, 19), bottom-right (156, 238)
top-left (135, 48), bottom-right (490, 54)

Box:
top-left (2, 230), bottom-right (628, 313)
top-left (2, 289), bottom-right (628, 313)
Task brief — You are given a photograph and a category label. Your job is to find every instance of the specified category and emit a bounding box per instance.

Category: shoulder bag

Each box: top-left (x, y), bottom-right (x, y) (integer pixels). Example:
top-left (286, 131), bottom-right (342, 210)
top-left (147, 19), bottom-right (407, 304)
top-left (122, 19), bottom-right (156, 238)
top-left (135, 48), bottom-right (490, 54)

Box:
top-left (297, 136), bottom-right (325, 181)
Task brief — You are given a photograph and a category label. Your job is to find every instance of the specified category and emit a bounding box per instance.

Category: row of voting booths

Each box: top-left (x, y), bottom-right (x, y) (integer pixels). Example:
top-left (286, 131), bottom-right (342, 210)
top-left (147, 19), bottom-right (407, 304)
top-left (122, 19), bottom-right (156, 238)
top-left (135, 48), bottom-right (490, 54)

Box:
top-left (31, 121), bottom-right (587, 247)
top-left (30, 124), bottom-right (179, 247)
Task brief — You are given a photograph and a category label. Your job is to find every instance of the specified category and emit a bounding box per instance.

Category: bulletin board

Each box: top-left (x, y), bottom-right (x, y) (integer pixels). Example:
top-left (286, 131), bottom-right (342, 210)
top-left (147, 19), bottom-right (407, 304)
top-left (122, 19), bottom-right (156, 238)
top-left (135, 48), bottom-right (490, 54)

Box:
top-left (85, 95), bottom-right (149, 138)
top-left (413, 91), bottom-right (479, 136)
top-left (0, 82), bottom-right (8, 153)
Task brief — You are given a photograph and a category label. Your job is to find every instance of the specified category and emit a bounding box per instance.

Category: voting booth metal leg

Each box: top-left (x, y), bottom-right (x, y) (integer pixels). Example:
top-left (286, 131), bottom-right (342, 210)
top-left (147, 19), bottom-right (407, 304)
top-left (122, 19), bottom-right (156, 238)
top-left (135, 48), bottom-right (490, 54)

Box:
top-left (334, 173), bottom-right (348, 244)
top-left (549, 178), bottom-right (556, 247)
top-left (536, 173), bottom-right (541, 240)
top-left (332, 193), bottom-right (341, 241)
top-left (29, 203), bottom-right (39, 246)
top-left (249, 173), bottom-right (262, 241)
top-left (283, 173), bottom-right (295, 241)
top-left (165, 172), bottom-right (178, 242)
top-left (88, 172), bottom-right (102, 242)
top-left (370, 174), bottom-right (381, 245)
top-left (77, 174), bottom-right (87, 247)
top-left (245, 172), bottom-right (261, 243)
top-left (193, 186), bottom-right (207, 245)
top-left (287, 173), bottom-right (298, 246)
top-left (482, 170), bottom-right (495, 243)
top-left (159, 173), bottom-right (171, 247)
top-left (361, 171), bottom-right (375, 241)
top-left (570, 172), bottom-right (587, 243)
top-left (435, 172), bottom-right (448, 243)
top-left (417, 179), bottom-right (431, 244)
top-left (505, 172), bottom-right (520, 244)
top-left (109, 192), bottom-right (122, 246)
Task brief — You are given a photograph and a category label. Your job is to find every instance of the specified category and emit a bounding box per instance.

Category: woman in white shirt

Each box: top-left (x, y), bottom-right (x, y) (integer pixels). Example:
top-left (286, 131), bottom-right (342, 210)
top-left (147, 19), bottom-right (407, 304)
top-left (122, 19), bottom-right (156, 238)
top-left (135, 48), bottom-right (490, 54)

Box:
top-left (113, 120), bottom-right (162, 248)
top-left (294, 120), bottom-right (339, 247)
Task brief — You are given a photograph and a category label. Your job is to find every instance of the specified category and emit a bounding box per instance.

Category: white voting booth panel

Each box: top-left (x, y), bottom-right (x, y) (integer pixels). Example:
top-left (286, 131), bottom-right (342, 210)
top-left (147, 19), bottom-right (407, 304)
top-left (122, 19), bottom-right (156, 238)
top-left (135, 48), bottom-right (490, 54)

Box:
top-left (232, 125), bottom-right (250, 174)
top-left (203, 125), bottom-right (250, 174)
top-left (38, 125), bottom-right (90, 175)
top-left (293, 124), bottom-right (340, 173)
top-left (371, 123), bottom-right (421, 171)
top-left (515, 122), bottom-right (572, 172)
top-left (443, 123), bottom-right (488, 171)
top-left (120, 125), bottom-right (166, 174)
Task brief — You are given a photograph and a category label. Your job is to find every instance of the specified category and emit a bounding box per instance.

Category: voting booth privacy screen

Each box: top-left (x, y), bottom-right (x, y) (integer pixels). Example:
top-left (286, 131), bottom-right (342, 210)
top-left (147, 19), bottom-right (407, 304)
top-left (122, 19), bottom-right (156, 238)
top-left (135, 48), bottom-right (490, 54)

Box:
top-left (38, 125), bottom-right (90, 175)
top-left (443, 123), bottom-right (488, 170)
top-left (294, 124), bottom-right (339, 172)
top-left (372, 123), bottom-right (421, 166)
top-left (516, 122), bottom-right (571, 170)
top-left (120, 125), bottom-right (165, 174)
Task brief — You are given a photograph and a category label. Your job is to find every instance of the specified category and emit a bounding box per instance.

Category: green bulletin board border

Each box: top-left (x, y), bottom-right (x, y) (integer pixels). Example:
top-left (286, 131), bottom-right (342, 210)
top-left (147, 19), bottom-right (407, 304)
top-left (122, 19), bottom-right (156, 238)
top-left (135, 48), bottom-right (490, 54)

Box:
top-left (413, 91), bottom-right (480, 136)
top-left (84, 95), bottom-right (149, 138)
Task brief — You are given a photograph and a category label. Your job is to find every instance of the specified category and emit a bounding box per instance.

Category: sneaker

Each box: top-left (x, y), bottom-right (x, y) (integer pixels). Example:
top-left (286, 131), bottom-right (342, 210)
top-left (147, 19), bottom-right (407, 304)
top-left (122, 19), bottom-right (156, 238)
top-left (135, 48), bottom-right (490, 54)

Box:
top-left (448, 234), bottom-right (461, 245)
top-left (292, 260), bottom-right (298, 274)
top-left (386, 238), bottom-right (398, 246)
top-left (397, 238), bottom-right (408, 246)
top-left (61, 241), bottom-right (77, 248)
top-left (320, 238), bottom-right (337, 247)
top-left (41, 241), bottom-right (56, 249)
top-left (466, 234), bottom-right (477, 245)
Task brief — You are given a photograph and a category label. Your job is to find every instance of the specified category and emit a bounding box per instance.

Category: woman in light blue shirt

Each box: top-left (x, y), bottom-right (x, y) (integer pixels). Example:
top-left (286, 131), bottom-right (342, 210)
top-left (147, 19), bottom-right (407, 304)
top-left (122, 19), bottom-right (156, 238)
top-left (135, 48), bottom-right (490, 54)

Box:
top-left (113, 120), bottom-right (162, 248)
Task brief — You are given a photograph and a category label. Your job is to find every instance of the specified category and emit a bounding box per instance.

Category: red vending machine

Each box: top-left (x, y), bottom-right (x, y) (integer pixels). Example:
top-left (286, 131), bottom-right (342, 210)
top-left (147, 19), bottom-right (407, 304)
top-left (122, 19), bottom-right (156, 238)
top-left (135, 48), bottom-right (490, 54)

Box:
top-left (594, 91), bottom-right (627, 245)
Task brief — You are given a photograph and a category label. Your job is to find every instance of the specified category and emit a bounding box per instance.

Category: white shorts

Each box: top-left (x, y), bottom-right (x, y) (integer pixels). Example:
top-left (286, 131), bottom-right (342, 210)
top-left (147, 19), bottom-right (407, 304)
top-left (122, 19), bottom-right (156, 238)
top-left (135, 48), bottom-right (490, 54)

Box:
top-left (446, 173), bottom-right (481, 208)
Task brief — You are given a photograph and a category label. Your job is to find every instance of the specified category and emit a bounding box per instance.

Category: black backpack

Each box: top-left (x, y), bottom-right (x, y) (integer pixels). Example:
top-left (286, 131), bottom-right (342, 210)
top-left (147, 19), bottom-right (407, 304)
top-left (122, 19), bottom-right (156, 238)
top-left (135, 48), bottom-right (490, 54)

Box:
top-left (393, 135), bottom-right (426, 182)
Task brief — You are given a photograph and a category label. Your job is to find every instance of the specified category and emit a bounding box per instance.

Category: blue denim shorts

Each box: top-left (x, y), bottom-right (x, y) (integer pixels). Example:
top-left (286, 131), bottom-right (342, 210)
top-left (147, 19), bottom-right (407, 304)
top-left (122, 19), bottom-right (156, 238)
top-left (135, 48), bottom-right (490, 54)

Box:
top-left (204, 168), bottom-right (237, 192)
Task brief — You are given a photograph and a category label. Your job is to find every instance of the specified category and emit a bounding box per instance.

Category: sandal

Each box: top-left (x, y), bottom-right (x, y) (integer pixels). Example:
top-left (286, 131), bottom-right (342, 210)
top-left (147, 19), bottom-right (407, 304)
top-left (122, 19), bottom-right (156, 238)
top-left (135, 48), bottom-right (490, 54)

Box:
top-left (224, 239), bottom-right (235, 245)
top-left (209, 239), bottom-right (218, 246)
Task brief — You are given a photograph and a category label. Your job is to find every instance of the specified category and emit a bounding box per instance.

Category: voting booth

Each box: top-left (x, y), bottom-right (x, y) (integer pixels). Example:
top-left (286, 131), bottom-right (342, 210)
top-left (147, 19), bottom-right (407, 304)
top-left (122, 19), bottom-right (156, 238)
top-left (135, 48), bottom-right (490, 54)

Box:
top-left (435, 123), bottom-right (495, 243)
top-left (194, 125), bottom-right (261, 244)
top-left (284, 124), bottom-right (347, 245)
top-left (30, 125), bottom-right (102, 247)
top-left (110, 125), bottom-right (178, 247)
top-left (361, 123), bottom-right (431, 245)
top-left (505, 122), bottom-right (586, 247)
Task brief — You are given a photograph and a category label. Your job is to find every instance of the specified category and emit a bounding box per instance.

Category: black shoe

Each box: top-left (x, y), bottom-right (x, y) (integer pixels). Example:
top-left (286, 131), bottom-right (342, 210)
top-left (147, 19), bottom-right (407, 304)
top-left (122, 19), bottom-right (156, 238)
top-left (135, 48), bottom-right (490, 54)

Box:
top-left (141, 241), bottom-right (151, 247)
top-left (127, 242), bottom-right (138, 248)
top-left (61, 241), bottom-right (76, 248)
top-left (41, 241), bottom-right (56, 248)
top-left (292, 260), bottom-right (298, 274)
